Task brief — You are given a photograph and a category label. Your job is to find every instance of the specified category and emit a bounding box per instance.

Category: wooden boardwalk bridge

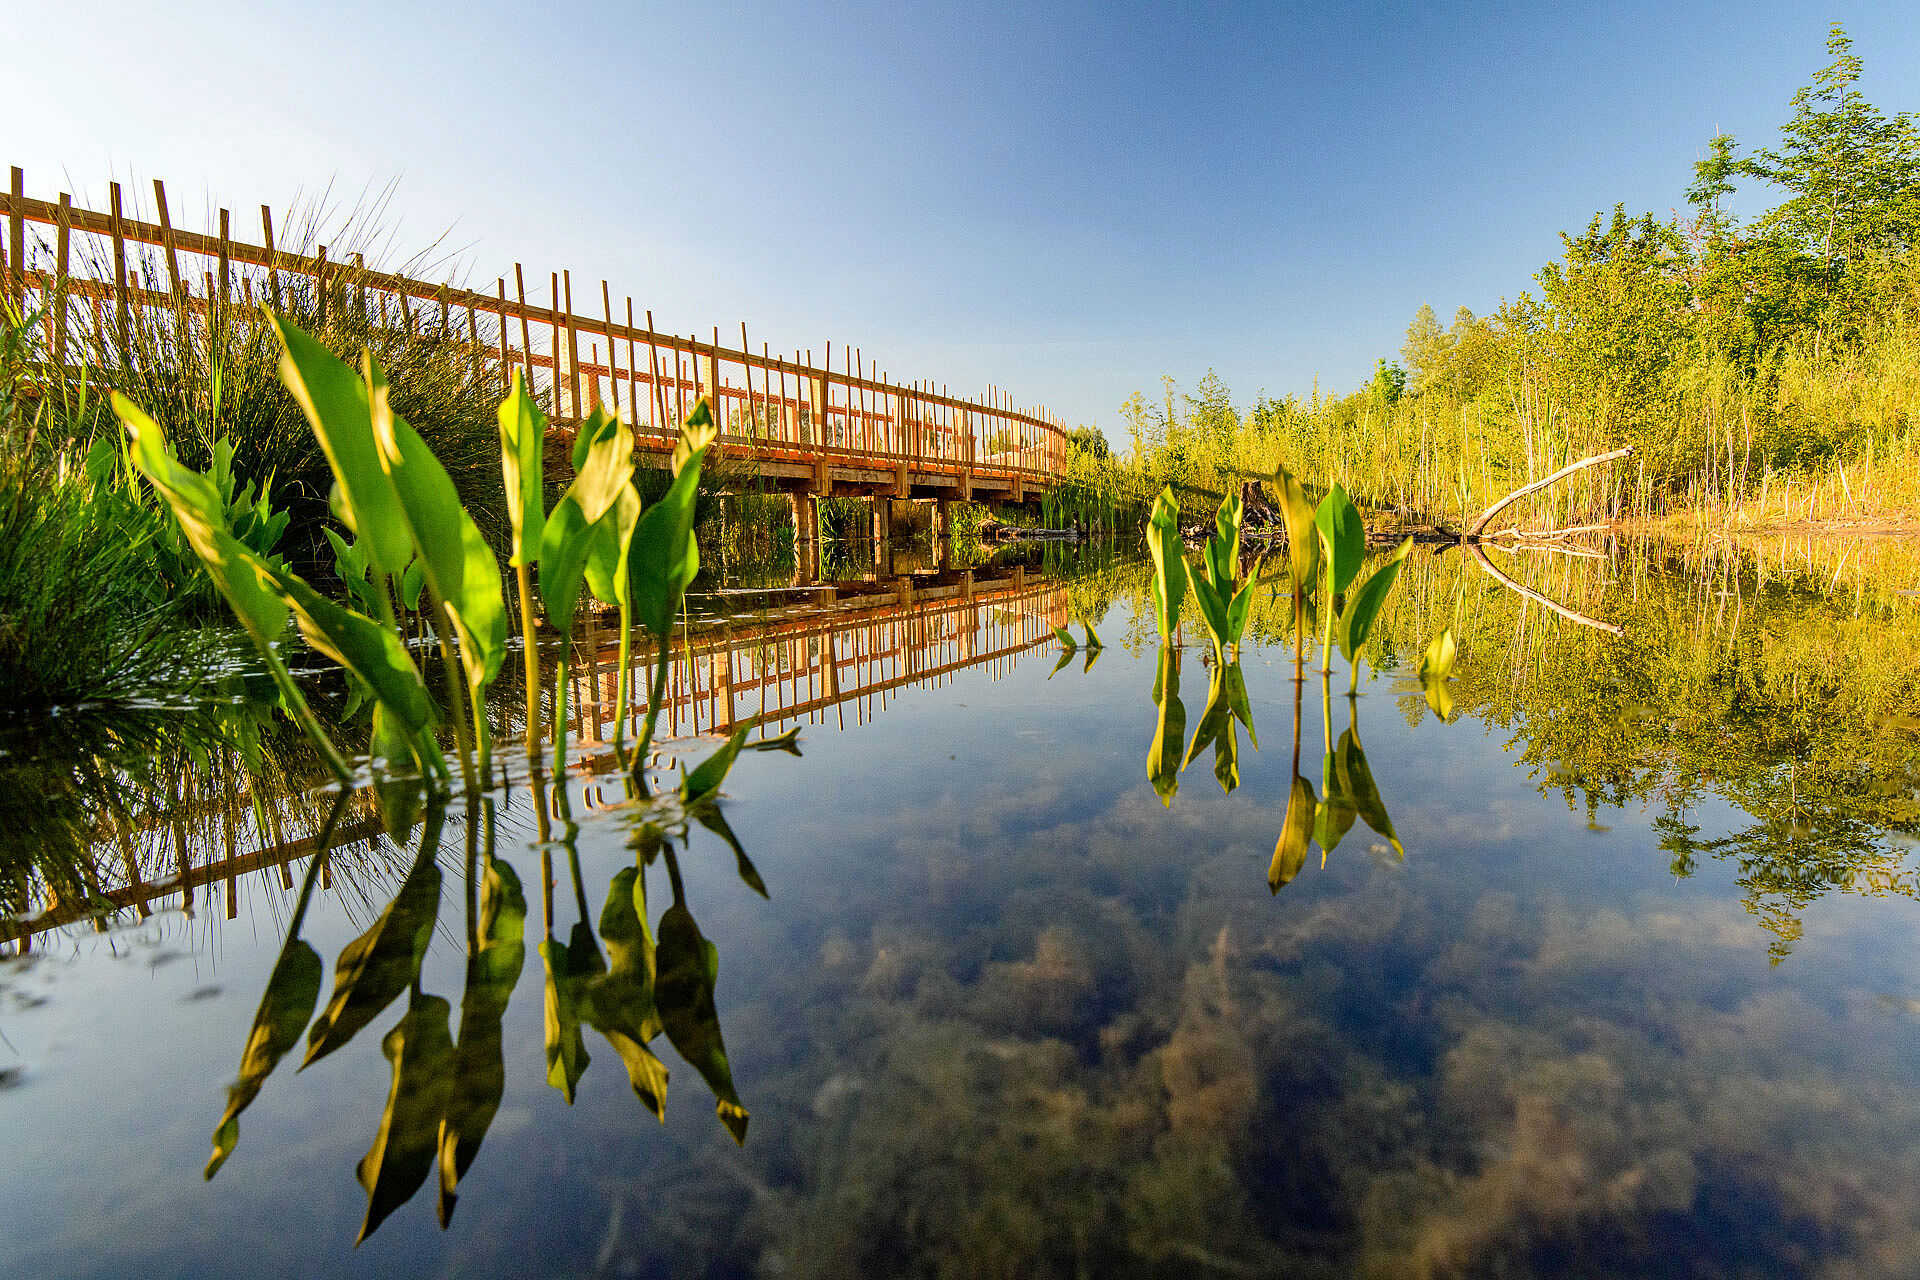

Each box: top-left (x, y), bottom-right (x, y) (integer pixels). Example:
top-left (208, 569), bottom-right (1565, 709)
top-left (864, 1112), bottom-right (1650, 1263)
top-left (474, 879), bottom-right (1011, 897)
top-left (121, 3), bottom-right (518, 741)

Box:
top-left (1, 166), bottom-right (1071, 516)
top-left (0, 563), bottom-right (1072, 951)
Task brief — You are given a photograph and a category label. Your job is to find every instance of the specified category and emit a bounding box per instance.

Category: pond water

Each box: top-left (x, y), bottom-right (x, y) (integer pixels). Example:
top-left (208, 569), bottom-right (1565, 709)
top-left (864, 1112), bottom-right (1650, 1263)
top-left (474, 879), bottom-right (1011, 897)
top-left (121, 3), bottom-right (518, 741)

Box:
top-left (5, 534), bottom-right (1920, 1278)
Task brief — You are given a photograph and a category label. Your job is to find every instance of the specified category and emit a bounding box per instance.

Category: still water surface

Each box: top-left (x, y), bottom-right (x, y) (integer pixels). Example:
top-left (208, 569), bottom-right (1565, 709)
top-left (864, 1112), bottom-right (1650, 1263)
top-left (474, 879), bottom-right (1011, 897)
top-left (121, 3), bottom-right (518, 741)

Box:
top-left (5, 536), bottom-right (1920, 1277)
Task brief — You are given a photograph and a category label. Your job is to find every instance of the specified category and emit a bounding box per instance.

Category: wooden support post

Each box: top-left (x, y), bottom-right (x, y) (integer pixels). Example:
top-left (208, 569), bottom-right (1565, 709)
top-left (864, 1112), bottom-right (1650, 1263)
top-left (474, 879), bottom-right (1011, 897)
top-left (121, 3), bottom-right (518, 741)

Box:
top-left (109, 182), bottom-right (130, 342)
top-left (51, 193), bottom-right (71, 370)
top-left (216, 208), bottom-right (232, 310)
top-left (260, 204), bottom-right (282, 308)
top-left (7, 167), bottom-right (23, 311)
top-left (562, 269), bottom-right (581, 419)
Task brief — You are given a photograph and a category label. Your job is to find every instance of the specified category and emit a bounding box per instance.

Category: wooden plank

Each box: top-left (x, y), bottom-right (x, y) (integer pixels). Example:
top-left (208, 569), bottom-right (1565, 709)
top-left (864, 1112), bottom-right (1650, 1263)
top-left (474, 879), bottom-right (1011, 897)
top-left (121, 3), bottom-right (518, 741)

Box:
top-left (260, 204), bottom-right (281, 307)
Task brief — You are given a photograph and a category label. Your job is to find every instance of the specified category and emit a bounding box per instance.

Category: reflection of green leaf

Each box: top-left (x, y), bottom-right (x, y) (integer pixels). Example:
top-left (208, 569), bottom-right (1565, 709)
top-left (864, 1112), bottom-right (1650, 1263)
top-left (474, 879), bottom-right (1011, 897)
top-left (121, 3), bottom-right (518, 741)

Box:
top-left (1049, 648), bottom-right (1075, 679)
top-left (1182, 665), bottom-right (1242, 795)
top-left (1340, 538), bottom-right (1414, 674)
top-left (1148, 647), bottom-right (1186, 806)
top-left (689, 800), bottom-right (768, 898)
top-left (540, 922), bottom-right (601, 1104)
top-left (1419, 628), bottom-right (1458, 721)
top-left (1268, 774), bottom-right (1317, 893)
top-left (656, 901), bottom-right (749, 1144)
top-left (681, 717), bottom-right (757, 805)
top-left (582, 867), bottom-right (669, 1121)
top-left (1339, 729), bottom-right (1403, 856)
top-left (437, 853), bottom-right (525, 1228)
top-left (206, 937), bottom-right (322, 1178)
top-left (305, 828), bottom-right (444, 1067)
top-left (747, 726), bottom-right (802, 756)
top-left (355, 991), bottom-right (456, 1245)
top-left (369, 704), bottom-right (424, 842)
top-left (1082, 644), bottom-right (1102, 674)
top-left (1223, 662), bottom-right (1258, 750)
top-left (1312, 752), bottom-right (1358, 858)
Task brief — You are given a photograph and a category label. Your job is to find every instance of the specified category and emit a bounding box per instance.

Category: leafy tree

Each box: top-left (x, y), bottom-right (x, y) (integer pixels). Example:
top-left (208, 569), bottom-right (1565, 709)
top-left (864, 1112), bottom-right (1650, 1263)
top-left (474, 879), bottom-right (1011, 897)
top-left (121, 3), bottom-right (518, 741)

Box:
top-left (1742, 24), bottom-right (1920, 266)
top-left (1400, 304), bottom-right (1451, 395)
top-left (1368, 359), bottom-right (1406, 404)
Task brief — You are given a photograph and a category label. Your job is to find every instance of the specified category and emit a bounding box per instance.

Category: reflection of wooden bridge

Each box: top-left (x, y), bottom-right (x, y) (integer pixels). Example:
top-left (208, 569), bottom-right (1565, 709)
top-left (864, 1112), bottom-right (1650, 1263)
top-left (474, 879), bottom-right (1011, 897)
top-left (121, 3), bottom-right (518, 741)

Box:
top-left (572, 565), bottom-right (1064, 741)
top-left (1, 568), bottom-right (1072, 951)
top-left (1, 166), bottom-right (1068, 511)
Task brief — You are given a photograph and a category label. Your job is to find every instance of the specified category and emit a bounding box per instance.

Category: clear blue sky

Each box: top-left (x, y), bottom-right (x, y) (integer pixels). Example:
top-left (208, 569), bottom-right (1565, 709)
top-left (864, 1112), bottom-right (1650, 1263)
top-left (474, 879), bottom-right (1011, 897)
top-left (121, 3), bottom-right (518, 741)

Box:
top-left (8, 1), bottom-right (1918, 437)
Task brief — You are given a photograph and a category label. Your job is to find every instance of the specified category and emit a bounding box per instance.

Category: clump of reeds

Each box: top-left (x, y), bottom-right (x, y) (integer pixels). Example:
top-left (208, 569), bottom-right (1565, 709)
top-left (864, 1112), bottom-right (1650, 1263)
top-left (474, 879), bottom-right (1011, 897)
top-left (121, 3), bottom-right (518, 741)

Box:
top-left (49, 192), bottom-right (513, 574)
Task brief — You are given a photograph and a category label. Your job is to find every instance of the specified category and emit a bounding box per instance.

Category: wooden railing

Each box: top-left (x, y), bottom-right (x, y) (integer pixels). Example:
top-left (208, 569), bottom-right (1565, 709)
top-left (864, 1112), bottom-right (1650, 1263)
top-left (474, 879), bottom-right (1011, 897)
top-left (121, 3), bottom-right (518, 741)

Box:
top-left (0, 165), bottom-right (1069, 487)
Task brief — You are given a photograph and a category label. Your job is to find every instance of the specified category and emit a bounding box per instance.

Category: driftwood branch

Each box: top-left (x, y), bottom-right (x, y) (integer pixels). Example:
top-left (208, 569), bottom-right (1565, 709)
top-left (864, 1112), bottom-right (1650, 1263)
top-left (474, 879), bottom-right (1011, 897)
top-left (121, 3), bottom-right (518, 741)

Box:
top-left (1467, 543), bottom-right (1623, 635)
top-left (1465, 447), bottom-right (1634, 538)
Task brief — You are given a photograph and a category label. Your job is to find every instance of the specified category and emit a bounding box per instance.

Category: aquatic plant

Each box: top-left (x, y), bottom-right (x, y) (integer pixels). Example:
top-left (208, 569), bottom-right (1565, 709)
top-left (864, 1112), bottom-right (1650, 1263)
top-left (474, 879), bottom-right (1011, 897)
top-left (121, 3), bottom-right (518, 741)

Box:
top-left (1185, 490), bottom-right (1263, 656)
top-left (1145, 486), bottom-right (1185, 642)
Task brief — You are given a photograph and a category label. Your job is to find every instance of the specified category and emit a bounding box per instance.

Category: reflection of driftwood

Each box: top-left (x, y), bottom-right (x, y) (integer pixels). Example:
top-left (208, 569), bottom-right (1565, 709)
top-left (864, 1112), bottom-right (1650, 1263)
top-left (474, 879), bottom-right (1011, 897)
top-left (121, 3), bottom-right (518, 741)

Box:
top-left (1467, 543), bottom-right (1623, 635)
top-left (1466, 447), bottom-right (1634, 538)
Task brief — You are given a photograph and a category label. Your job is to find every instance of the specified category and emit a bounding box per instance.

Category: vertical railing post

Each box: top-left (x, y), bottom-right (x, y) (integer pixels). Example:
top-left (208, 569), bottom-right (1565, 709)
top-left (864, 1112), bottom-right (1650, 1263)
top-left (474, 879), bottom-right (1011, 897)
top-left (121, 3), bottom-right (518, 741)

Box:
top-left (6, 167), bottom-right (24, 313)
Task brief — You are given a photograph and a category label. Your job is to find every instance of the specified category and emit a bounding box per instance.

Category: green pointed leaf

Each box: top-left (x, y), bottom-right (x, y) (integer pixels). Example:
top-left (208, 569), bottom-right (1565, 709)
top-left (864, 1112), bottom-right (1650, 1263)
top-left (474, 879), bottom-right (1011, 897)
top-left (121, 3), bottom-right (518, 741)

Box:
top-left (355, 991), bottom-right (455, 1245)
top-left (1272, 465), bottom-right (1320, 591)
top-left (630, 446), bottom-right (706, 638)
top-left (1051, 624), bottom-right (1077, 651)
top-left (266, 566), bottom-right (439, 750)
top-left (681, 717), bottom-right (756, 805)
top-left (583, 484), bottom-right (642, 611)
top-left (438, 853), bottom-right (526, 1227)
top-left (1313, 483), bottom-right (1366, 595)
top-left (1225, 559), bottom-right (1264, 649)
top-left (399, 557), bottom-right (426, 613)
top-left (117, 396), bottom-right (288, 642)
top-left (268, 312), bottom-right (412, 575)
top-left (1205, 491), bottom-right (1243, 591)
top-left (1184, 561), bottom-right (1230, 651)
top-left (537, 492), bottom-right (594, 634)
top-left (1048, 648), bottom-right (1076, 679)
top-left (367, 356), bottom-right (508, 692)
top-left (655, 901), bottom-right (749, 1143)
top-left (1340, 538), bottom-right (1414, 665)
top-left (671, 398), bottom-right (718, 479)
top-left (1082, 622), bottom-right (1103, 651)
top-left (498, 369), bottom-right (550, 568)
top-left (369, 704), bottom-right (425, 843)
top-left (205, 936), bottom-right (322, 1178)
top-left (304, 829), bottom-right (444, 1067)
top-left (1146, 487), bottom-right (1185, 641)
top-left (1418, 627), bottom-right (1458, 682)
top-left (1419, 627), bottom-right (1458, 722)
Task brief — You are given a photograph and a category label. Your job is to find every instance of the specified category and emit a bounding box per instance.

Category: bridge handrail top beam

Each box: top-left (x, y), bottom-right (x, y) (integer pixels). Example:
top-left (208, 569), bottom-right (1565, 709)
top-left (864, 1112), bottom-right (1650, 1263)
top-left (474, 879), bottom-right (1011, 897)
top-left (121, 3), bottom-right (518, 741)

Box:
top-left (0, 188), bottom-right (1068, 440)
